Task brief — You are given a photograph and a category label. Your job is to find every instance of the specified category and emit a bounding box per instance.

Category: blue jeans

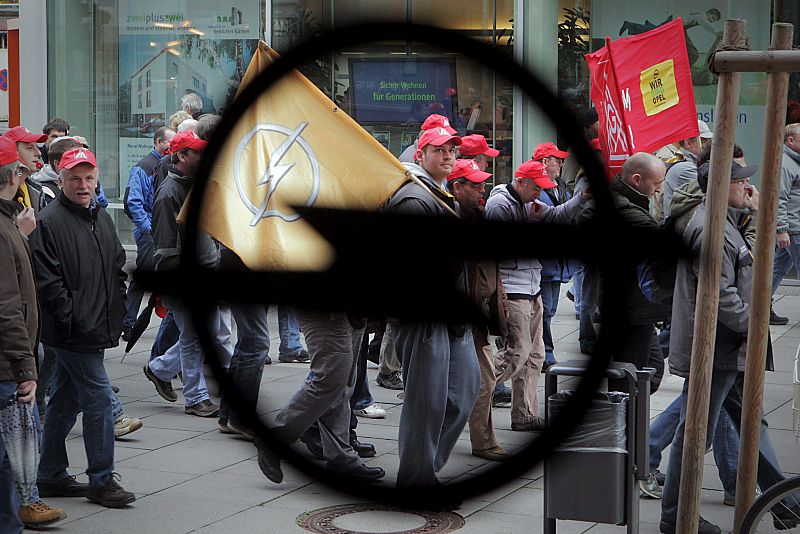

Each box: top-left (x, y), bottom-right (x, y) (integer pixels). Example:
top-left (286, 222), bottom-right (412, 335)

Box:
top-left (572, 264), bottom-right (585, 315)
top-left (0, 382), bottom-right (24, 533)
top-left (149, 311), bottom-right (179, 362)
top-left (649, 392), bottom-right (738, 495)
top-left (772, 237), bottom-right (800, 294)
top-left (661, 370), bottom-right (790, 523)
top-left (38, 347), bottom-right (115, 488)
top-left (540, 281), bottom-right (561, 365)
top-left (219, 303), bottom-right (271, 425)
top-left (123, 232), bottom-right (154, 329)
top-left (578, 263), bottom-right (599, 351)
top-left (149, 306), bottom-right (220, 407)
top-left (278, 306), bottom-right (304, 356)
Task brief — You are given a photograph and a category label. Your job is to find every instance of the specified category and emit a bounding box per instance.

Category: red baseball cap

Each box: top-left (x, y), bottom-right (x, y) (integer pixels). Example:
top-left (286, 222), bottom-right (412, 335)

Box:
top-left (60, 148), bottom-right (97, 170)
top-left (532, 142), bottom-right (569, 161)
top-left (0, 137), bottom-right (18, 166)
top-left (168, 130), bottom-right (207, 154)
top-left (447, 158), bottom-right (492, 183)
top-left (459, 134), bottom-right (500, 158)
top-left (417, 127), bottom-right (461, 150)
top-left (4, 126), bottom-right (48, 144)
top-left (421, 114), bottom-right (457, 134)
top-left (515, 160), bottom-right (556, 189)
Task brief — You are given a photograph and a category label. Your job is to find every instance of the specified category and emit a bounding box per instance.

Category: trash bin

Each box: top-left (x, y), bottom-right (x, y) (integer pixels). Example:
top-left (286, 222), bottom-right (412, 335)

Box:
top-left (545, 391), bottom-right (629, 524)
top-left (542, 361), bottom-right (652, 534)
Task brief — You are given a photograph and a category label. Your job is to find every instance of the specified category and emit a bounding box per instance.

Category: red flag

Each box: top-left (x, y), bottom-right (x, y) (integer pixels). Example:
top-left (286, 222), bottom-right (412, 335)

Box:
top-left (586, 18), bottom-right (699, 177)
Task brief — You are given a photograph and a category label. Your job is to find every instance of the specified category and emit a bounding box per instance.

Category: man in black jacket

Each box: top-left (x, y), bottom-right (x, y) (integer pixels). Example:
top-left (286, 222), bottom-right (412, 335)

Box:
top-left (28, 148), bottom-right (135, 509)
top-left (144, 130), bottom-right (224, 417)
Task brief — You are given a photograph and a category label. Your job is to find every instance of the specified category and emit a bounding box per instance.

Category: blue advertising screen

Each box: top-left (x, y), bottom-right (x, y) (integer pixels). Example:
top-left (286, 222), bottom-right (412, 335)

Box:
top-left (349, 60), bottom-right (457, 124)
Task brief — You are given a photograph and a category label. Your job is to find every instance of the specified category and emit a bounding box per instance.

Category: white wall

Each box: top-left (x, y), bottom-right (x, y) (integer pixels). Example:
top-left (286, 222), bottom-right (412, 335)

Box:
top-left (18, 0), bottom-right (48, 130)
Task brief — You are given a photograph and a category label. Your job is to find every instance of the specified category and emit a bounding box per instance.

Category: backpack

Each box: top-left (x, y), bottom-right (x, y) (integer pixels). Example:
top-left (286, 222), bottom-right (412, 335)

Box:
top-left (637, 219), bottom-right (678, 306)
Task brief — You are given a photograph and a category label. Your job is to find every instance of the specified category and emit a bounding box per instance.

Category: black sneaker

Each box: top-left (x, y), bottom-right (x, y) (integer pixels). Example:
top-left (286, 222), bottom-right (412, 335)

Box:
top-left (143, 364), bottom-right (177, 402)
top-left (770, 309), bottom-right (790, 325)
top-left (278, 349), bottom-right (310, 363)
top-left (87, 474), bottom-right (135, 508)
top-left (185, 399), bottom-right (219, 417)
top-left (376, 371), bottom-right (403, 390)
top-left (659, 516), bottom-right (720, 534)
top-left (38, 475), bottom-right (91, 498)
top-left (121, 327), bottom-right (131, 342)
top-left (492, 385), bottom-right (512, 407)
top-left (772, 502), bottom-right (800, 530)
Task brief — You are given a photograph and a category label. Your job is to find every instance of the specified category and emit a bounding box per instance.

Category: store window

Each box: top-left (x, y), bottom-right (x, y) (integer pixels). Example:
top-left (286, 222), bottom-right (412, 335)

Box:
top-left (49, 0), bottom-right (264, 246)
top-left (271, 0), bottom-right (514, 185)
top-left (556, 1), bottom-right (771, 170)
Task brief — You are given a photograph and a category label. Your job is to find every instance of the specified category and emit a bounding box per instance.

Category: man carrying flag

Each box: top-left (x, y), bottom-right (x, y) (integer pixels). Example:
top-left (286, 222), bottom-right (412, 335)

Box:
top-left (386, 127), bottom-right (480, 494)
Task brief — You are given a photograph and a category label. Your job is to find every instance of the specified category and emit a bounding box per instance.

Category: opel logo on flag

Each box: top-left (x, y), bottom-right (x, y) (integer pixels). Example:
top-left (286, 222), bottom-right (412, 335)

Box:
top-left (234, 122), bottom-right (321, 225)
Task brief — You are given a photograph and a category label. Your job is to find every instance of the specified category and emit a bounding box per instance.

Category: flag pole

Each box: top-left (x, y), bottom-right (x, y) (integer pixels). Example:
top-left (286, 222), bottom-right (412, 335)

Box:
top-left (733, 22), bottom-right (794, 533)
top-left (676, 19), bottom-right (746, 534)
top-left (403, 172), bottom-right (460, 217)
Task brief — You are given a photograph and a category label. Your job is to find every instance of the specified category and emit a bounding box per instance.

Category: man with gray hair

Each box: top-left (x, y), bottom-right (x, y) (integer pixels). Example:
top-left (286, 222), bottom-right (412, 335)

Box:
top-left (181, 92), bottom-right (204, 119)
top-left (661, 120), bottom-right (713, 220)
top-left (771, 123), bottom-right (800, 325)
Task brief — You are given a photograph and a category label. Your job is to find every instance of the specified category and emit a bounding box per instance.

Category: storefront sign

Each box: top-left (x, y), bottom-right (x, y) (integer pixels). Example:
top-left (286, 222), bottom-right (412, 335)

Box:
top-left (119, 0), bottom-right (260, 39)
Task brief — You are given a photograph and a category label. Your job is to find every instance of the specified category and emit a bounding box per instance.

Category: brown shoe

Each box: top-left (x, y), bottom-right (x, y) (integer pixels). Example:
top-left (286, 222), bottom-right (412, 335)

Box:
top-left (472, 446), bottom-right (512, 461)
top-left (511, 417), bottom-right (546, 432)
top-left (19, 500), bottom-right (67, 529)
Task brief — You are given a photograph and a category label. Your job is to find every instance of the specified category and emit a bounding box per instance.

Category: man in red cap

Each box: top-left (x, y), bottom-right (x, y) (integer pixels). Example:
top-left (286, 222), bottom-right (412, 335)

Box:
top-left (385, 126), bottom-right (480, 495)
top-left (4, 126), bottom-right (48, 213)
top-left (532, 142), bottom-right (578, 370)
top-left (445, 159), bottom-right (510, 461)
top-left (28, 148), bottom-right (136, 509)
top-left (398, 114), bottom-right (457, 163)
top-left (485, 160), bottom-right (589, 432)
top-left (458, 134), bottom-right (499, 173)
top-left (144, 130), bottom-right (228, 419)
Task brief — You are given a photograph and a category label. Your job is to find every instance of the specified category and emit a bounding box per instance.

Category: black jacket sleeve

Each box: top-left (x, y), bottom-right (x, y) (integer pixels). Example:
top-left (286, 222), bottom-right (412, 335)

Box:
top-left (28, 221), bottom-right (73, 336)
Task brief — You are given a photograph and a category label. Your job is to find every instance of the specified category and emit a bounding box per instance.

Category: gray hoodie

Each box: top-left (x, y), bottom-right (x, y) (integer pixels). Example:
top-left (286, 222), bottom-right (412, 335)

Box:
top-left (662, 148), bottom-right (698, 219)
top-left (776, 145), bottom-right (800, 235)
top-left (485, 184), bottom-right (585, 296)
top-left (31, 164), bottom-right (60, 205)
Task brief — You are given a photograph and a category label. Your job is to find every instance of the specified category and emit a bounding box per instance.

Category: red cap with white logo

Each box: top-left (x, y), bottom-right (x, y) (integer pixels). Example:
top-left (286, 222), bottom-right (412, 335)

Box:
top-left (421, 114), bottom-right (457, 135)
top-left (418, 127), bottom-right (461, 150)
top-left (60, 148), bottom-right (97, 170)
top-left (447, 158), bottom-right (492, 183)
top-left (459, 134), bottom-right (500, 157)
top-left (515, 160), bottom-right (556, 189)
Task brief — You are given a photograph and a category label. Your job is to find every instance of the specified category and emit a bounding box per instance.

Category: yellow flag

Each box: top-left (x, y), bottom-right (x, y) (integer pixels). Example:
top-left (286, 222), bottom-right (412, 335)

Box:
top-left (196, 41), bottom-right (409, 271)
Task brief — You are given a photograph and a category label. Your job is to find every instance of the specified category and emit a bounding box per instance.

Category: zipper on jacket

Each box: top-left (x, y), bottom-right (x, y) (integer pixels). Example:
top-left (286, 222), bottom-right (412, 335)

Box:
top-left (91, 212), bottom-right (114, 346)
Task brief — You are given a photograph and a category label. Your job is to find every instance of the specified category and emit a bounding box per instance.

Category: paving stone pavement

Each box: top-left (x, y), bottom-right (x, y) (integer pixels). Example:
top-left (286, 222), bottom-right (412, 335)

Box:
top-left (37, 286), bottom-right (800, 533)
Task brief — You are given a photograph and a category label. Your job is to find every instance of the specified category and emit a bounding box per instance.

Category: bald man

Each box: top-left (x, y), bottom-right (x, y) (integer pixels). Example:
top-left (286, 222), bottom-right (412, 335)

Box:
top-left (606, 153), bottom-right (670, 390)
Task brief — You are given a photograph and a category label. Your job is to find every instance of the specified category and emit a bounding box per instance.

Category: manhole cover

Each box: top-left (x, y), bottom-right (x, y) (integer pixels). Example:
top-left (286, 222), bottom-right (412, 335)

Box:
top-left (297, 503), bottom-right (465, 534)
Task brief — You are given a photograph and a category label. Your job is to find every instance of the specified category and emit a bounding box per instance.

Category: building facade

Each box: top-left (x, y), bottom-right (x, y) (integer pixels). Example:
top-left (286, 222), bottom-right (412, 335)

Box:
top-left (13, 0), bottom-right (797, 247)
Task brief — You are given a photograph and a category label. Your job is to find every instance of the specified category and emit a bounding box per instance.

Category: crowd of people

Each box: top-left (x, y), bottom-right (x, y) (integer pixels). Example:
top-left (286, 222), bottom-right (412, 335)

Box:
top-left (1, 90), bottom-right (800, 534)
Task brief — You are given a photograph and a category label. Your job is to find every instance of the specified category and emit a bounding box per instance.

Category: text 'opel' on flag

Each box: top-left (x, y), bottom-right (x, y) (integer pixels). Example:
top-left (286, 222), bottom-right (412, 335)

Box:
top-left (585, 18), bottom-right (699, 177)
top-left (190, 41), bottom-right (409, 271)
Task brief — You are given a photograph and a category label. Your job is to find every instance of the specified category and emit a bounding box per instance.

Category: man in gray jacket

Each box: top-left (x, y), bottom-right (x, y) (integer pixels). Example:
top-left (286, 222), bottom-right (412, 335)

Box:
top-left (386, 127), bottom-right (480, 491)
top-left (660, 160), bottom-right (799, 534)
top-left (771, 123), bottom-right (800, 323)
top-left (485, 159), bottom-right (588, 431)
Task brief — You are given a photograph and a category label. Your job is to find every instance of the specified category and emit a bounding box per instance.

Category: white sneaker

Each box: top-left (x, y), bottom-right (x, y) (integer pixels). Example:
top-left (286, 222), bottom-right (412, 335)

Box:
top-left (114, 415), bottom-right (143, 438)
top-left (354, 403), bottom-right (386, 419)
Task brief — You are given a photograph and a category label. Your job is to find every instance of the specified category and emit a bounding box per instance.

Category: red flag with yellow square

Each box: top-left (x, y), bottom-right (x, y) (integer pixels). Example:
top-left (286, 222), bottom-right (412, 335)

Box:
top-left (586, 18), bottom-right (699, 177)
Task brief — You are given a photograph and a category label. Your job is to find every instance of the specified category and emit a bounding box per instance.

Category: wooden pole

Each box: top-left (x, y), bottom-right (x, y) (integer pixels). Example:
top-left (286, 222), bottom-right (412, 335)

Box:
top-left (676, 19), bottom-right (746, 533)
top-left (711, 50), bottom-right (800, 72)
top-left (733, 22), bottom-right (794, 533)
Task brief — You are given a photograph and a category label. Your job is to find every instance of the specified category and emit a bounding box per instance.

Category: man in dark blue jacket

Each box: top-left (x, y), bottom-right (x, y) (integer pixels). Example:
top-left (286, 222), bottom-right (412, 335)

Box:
top-left (29, 148), bottom-right (135, 509)
top-left (122, 127), bottom-right (175, 339)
